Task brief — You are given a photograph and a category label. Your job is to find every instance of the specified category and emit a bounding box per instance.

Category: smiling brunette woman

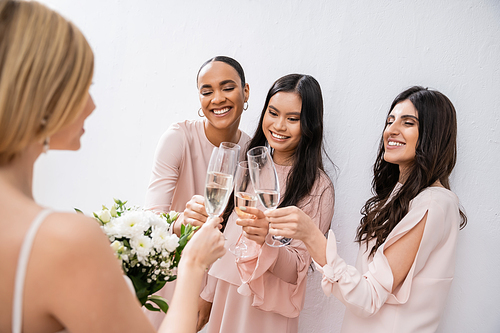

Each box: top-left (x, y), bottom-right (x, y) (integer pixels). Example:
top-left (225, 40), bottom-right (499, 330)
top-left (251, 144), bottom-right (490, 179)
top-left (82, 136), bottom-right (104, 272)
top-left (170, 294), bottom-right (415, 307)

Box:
top-left (0, 1), bottom-right (225, 333)
top-left (189, 74), bottom-right (335, 333)
top-left (143, 56), bottom-right (250, 328)
top-left (267, 86), bottom-right (467, 332)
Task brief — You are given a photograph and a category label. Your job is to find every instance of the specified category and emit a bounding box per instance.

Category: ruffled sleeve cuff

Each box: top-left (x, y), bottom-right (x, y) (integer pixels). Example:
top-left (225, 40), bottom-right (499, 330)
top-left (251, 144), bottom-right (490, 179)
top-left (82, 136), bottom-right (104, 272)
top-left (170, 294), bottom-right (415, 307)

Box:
top-left (313, 230), bottom-right (348, 296)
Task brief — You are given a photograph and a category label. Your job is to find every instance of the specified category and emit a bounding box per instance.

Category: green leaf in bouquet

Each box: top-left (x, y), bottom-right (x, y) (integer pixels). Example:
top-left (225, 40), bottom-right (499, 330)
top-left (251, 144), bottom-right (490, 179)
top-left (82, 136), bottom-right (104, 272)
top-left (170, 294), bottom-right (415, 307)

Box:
top-left (74, 208), bottom-right (84, 214)
top-left (151, 280), bottom-right (167, 294)
top-left (146, 295), bottom-right (169, 313)
top-left (129, 274), bottom-right (152, 305)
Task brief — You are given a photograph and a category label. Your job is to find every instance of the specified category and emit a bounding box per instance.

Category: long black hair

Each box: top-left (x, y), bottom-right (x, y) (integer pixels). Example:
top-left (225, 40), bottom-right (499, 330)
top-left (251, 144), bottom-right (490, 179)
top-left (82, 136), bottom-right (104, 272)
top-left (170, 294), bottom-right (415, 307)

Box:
top-left (246, 73), bottom-right (328, 208)
top-left (356, 86), bottom-right (467, 256)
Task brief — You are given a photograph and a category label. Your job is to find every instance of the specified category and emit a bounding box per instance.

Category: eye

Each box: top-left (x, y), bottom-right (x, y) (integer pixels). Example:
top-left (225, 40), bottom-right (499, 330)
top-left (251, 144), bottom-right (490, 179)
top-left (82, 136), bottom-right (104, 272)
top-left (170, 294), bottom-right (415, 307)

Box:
top-left (222, 86), bottom-right (235, 92)
top-left (288, 117), bottom-right (300, 122)
top-left (385, 119), bottom-right (394, 126)
top-left (268, 109), bottom-right (278, 117)
top-left (200, 90), bottom-right (212, 96)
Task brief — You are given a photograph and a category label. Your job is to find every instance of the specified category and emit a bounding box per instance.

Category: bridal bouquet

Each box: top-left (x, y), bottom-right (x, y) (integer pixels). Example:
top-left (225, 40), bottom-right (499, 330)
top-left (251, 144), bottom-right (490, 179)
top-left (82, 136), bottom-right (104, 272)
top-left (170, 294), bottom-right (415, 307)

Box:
top-left (77, 199), bottom-right (197, 313)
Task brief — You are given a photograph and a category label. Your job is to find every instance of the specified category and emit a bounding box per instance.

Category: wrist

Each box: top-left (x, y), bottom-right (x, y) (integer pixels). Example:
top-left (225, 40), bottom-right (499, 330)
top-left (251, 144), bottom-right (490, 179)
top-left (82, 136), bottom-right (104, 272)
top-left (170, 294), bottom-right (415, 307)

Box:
top-left (178, 256), bottom-right (207, 277)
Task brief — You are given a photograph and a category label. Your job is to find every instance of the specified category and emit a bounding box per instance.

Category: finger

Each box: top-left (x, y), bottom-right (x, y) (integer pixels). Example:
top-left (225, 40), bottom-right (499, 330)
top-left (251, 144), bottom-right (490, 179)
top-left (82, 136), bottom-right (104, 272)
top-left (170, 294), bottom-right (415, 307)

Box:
top-left (184, 210), bottom-right (208, 222)
top-left (204, 216), bottom-right (223, 229)
top-left (268, 226), bottom-right (294, 238)
top-left (264, 206), bottom-right (297, 218)
top-left (242, 226), bottom-right (267, 237)
top-left (240, 206), bottom-right (264, 217)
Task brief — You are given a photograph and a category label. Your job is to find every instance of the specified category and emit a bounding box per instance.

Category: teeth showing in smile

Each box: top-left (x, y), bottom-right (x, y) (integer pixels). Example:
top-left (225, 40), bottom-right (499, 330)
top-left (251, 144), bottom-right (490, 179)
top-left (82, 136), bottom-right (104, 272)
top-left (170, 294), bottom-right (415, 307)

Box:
top-left (271, 132), bottom-right (288, 139)
top-left (388, 141), bottom-right (405, 146)
top-left (213, 107), bottom-right (230, 115)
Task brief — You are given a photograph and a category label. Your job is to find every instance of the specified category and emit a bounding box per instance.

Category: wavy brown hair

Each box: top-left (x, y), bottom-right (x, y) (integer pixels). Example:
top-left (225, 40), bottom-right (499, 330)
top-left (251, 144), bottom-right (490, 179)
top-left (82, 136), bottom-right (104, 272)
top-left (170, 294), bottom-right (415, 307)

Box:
top-left (356, 86), bottom-right (467, 256)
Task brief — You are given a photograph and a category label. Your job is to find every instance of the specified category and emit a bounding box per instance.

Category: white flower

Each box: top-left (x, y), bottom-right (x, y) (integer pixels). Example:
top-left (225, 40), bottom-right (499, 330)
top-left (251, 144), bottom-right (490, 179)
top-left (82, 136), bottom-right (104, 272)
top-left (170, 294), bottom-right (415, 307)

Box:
top-left (164, 234), bottom-right (179, 252)
top-left (98, 209), bottom-right (111, 223)
top-left (130, 235), bottom-right (153, 263)
top-left (110, 204), bottom-right (118, 217)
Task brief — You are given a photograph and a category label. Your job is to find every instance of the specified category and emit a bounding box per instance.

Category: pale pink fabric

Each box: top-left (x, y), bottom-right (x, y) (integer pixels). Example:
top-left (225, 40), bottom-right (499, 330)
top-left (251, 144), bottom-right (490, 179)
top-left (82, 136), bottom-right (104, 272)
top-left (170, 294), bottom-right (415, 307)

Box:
top-left (143, 119), bottom-right (250, 328)
top-left (201, 164), bottom-right (335, 333)
top-left (314, 185), bottom-right (461, 333)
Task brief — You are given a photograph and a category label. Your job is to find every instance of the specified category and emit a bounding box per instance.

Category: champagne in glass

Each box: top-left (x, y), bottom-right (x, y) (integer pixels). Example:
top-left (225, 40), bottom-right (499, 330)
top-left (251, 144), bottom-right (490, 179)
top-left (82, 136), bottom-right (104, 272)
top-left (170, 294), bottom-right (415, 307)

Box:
top-left (204, 144), bottom-right (238, 218)
top-left (247, 146), bottom-right (292, 247)
top-left (205, 171), bottom-right (233, 217)
top-left (229, 161), bottom-right (260, 258)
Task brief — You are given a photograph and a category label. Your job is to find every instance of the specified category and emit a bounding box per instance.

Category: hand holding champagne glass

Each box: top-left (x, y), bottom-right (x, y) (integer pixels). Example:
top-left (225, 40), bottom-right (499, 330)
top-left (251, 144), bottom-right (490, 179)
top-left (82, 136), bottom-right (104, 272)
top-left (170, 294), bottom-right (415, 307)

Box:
top-left (247, 146), bottom-right (292, 247)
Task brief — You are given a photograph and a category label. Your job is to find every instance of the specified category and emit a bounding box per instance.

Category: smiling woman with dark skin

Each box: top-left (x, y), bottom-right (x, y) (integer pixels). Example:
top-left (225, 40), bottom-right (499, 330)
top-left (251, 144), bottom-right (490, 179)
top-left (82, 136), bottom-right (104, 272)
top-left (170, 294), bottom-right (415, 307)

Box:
top-left (143, 56), bottom-right (251, 328)
top-left (267, 86), bottom-right (467, 332)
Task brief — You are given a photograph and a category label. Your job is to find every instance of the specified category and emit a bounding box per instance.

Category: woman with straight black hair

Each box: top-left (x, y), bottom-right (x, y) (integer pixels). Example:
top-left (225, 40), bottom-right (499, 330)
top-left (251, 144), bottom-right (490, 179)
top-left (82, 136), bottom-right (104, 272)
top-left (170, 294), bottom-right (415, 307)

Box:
top-left (268, 86), bottom-right (466, 332)
top-left (190, 74), bottom-right (335, 332)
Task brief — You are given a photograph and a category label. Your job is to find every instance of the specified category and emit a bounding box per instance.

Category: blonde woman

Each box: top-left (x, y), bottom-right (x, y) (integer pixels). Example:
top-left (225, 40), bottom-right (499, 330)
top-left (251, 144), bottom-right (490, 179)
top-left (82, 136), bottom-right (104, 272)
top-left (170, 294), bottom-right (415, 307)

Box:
top-left (0, 1), bottom-right (225, 332)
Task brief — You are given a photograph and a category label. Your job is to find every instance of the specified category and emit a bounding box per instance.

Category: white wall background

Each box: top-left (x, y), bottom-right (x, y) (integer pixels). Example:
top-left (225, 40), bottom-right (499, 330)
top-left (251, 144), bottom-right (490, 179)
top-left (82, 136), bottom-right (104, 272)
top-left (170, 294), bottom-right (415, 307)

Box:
top-left (33, 0), bottom-right (500, 332)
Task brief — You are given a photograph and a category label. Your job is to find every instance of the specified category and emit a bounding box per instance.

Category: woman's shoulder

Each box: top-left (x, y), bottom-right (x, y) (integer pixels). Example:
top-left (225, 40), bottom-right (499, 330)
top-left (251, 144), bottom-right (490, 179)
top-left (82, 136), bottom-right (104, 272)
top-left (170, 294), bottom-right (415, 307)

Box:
top-left (40, 212), bottom-right (110, 257)
top-left (411, 186), bottom-right (459, 211)
top-left (157, 119), bottom-right (207, 151)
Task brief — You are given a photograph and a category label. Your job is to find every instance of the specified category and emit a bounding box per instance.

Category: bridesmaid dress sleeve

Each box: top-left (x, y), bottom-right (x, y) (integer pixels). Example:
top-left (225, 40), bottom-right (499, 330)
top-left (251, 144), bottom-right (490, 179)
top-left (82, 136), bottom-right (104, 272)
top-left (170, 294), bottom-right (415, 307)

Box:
top-left (144, 123), bottom-right (185, 212)
top-left (314, 189), bottom-right (456, 318)
top-left (236, 181), bottom-right (335, 318)
top-left (200, 273), bottom-right (218, 302)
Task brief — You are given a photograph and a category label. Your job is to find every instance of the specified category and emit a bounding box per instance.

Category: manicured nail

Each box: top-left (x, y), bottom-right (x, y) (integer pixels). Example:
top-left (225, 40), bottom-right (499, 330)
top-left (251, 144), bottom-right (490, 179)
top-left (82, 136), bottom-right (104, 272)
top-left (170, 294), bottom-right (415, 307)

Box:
top-left (240, 207), bottom-right (247, 211)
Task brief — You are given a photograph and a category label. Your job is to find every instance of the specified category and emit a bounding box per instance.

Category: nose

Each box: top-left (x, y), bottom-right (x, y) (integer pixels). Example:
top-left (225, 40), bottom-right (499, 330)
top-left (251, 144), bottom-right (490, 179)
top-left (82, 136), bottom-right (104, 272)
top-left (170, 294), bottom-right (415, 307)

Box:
top-left (212, 89), bottom-right (226, 104)
top-left (275, 116), bottom-right (287, 131)
top-left (385, 121), bottom-right (400, 136)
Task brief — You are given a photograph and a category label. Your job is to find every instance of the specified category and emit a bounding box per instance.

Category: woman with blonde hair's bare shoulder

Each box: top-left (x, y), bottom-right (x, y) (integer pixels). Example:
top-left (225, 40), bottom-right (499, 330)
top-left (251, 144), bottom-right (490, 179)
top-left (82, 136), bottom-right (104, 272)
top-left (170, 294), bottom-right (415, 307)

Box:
top-left (0, 1), bottom-right (225, 332)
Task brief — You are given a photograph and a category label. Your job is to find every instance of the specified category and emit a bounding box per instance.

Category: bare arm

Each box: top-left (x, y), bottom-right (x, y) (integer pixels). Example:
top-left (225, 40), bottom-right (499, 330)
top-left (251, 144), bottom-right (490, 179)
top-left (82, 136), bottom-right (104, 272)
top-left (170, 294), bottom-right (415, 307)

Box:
top-left (159, 217), bottom-right (226, 333)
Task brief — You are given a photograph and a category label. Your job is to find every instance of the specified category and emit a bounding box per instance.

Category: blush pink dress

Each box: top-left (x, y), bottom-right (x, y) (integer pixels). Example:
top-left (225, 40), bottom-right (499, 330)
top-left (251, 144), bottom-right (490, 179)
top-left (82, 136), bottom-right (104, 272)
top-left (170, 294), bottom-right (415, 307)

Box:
top-left (314, 184), bottom-right (461, 332)
top-left (144, 119), bottom-right (250, 328)
top-left (201, 165), bottom-right (335, 333)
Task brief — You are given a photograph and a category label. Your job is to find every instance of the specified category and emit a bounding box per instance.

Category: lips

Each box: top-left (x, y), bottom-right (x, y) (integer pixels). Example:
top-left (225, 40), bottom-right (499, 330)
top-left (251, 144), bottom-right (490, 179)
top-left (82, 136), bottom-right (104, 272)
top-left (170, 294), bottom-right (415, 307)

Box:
top-left (212, 107), bottom-right (230, 115)
top-left (387, 139), bottom-right (405, 147)
top-left (270, 131), bottom-right (289, 140)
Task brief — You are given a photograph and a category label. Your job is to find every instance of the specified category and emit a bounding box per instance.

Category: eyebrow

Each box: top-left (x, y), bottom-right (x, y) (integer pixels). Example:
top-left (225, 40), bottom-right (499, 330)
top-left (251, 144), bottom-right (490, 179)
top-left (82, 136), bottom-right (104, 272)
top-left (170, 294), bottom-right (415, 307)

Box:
top-left (387, 114), bottom-right (419, 121)
top-left (269, 105), bottom-right (301, 116)
top-left (199, 79), bottom-right (237, 90)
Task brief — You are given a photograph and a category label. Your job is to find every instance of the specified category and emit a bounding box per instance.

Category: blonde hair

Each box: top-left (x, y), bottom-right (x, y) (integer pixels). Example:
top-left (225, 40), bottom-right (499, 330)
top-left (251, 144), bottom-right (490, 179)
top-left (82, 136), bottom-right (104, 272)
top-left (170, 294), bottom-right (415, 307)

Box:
top-left (0, 0), bottom-right (94, 165)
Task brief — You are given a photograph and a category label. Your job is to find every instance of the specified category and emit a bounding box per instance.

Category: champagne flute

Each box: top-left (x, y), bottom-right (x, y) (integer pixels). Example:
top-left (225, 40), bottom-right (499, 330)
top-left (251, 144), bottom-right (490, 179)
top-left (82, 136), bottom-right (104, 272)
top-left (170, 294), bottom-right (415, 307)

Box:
top-left (247, 146), bottom-right (292, 247)
top-left (229, 161), bottom-right (260, 258)
top-left (204, 144), bottom-right (239, 218)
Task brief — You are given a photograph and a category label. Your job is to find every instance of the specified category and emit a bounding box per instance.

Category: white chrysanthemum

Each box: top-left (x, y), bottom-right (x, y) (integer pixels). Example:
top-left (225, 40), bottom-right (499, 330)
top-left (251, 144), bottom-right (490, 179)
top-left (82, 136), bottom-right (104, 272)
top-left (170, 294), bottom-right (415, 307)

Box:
top-left (116, 211), bottom-right (149, 238)
top-left (130, 235), bottom-right (153, 263)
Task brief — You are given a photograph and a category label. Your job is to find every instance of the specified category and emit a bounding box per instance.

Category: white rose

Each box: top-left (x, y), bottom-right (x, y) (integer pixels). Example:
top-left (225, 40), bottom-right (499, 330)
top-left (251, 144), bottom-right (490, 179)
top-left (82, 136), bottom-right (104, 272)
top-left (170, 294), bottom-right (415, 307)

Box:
top-left (164, 234), bottom-right (179, 252)
top-left (110, 204), bottom-right (118, 217)
top-left (99, 209), bottom-right (111, 223)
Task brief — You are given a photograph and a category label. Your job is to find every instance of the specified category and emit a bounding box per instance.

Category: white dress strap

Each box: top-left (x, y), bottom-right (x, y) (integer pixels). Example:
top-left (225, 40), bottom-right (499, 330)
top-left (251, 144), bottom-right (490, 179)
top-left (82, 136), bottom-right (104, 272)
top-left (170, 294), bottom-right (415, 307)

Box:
top-left (12, 209), bottom-right (53, 333)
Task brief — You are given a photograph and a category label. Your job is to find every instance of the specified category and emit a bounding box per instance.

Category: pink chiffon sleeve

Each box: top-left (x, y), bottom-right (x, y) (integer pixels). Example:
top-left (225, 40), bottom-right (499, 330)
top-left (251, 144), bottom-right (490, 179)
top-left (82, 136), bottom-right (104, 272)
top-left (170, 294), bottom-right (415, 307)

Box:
top-left (236, 179), bottom-right (335, 318)
top-left (144, 123), bottom-right (185, 212)
top-left (314, 188), bottom-right (458, 318)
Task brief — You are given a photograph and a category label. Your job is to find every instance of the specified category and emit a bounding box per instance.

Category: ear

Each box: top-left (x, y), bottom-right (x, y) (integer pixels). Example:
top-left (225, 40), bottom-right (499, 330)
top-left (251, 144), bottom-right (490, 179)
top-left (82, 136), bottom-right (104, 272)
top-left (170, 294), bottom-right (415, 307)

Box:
top-left (243, 83), bottom-right (250, 102)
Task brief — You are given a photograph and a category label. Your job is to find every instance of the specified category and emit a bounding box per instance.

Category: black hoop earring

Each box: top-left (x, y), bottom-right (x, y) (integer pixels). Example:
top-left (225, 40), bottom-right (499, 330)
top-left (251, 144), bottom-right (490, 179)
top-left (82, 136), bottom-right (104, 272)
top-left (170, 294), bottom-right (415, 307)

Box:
top-left (198, 108), bottom-right (204, 117)
top-left (243, 102), bottom-right (249, 111)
